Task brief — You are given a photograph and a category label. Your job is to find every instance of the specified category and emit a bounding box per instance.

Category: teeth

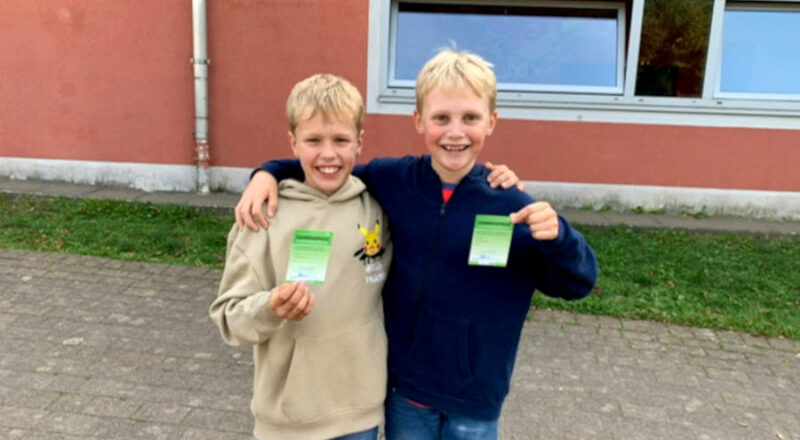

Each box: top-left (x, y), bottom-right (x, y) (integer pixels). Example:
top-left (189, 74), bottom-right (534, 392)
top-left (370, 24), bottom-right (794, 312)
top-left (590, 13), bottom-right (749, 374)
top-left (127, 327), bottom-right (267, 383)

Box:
top-left (318, 167), bottom-right (339, 174)
top-left (442, 145), bottom-right (469, 152)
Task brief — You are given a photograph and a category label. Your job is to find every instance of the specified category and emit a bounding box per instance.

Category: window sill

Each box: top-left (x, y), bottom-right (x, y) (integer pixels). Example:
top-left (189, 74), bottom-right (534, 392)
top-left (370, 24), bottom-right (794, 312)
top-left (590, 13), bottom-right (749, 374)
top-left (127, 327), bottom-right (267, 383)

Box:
top-left (369, 88), bottom-right (800, 129)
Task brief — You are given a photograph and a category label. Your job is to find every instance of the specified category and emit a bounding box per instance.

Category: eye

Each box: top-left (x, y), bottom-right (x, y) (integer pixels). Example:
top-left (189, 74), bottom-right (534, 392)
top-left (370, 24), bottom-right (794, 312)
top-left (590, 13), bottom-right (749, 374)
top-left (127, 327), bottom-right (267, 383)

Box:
top-left (432, 114), bottom-right (449, 123)
top-left (305, 137), bottom-right (321, 145)
top-left (464, 113), bottom-right (480, 123)
top-left (335, 136), bottom-right (351, 144)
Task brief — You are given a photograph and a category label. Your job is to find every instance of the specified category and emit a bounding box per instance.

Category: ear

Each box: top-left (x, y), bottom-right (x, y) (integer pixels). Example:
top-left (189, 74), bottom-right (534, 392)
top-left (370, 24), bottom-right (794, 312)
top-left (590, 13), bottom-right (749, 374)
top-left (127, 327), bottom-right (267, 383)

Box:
top-left (486, 109), bottom-right (498, 136)
top-left (356, 129), bottom-right (364, 157)
top-left (413, 108), bottom-right (425, 134)
top-left (288, 130), bottom-right (299, 157)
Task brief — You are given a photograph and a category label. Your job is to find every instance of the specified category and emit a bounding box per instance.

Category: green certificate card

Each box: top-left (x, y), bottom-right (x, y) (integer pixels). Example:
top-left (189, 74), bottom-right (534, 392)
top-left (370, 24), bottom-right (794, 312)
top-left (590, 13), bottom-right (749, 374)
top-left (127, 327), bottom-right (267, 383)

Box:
top-left (468, 215), bottom-right (514, 267)
top-left (285, 229), bottom-right (334, 284)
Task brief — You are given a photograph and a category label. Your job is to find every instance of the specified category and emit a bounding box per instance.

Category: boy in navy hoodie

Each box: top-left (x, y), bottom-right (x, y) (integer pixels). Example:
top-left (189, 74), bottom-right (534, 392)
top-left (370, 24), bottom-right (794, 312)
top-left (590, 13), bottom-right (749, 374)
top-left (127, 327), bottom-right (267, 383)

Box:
top-left (235, 50), bottom-right (598, 440)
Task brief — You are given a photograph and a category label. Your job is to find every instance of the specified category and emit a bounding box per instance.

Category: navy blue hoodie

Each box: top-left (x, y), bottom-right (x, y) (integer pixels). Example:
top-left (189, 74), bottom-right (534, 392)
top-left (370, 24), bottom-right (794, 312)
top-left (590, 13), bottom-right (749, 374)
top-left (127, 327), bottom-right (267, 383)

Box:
top-left (261, 155), bottom-right (598, 420)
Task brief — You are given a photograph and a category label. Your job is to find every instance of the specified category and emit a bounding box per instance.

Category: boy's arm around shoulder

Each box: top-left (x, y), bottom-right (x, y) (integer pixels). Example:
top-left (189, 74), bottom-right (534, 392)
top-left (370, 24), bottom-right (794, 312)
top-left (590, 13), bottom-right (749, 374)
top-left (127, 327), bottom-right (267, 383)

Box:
top-left (258, 158), bottom-right (304, 181)
top-left (512, 201), bottom-right (598, 300)
top-left (237, 157), bottom-right (399, 231)
top-left (209, 223), bottom-right (285, 346)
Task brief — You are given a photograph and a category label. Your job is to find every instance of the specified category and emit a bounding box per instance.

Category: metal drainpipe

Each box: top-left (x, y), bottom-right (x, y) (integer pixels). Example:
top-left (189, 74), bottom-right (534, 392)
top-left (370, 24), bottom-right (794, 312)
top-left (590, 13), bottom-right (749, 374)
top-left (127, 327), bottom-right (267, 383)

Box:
top-left (191, 0), bottom-right (210, 194)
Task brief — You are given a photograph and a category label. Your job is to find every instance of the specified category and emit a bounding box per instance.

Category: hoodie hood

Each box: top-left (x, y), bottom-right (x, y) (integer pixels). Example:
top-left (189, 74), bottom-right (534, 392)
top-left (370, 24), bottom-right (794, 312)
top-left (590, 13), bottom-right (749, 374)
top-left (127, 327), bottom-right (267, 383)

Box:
top-left (279, 176), bottom-right (366, 203)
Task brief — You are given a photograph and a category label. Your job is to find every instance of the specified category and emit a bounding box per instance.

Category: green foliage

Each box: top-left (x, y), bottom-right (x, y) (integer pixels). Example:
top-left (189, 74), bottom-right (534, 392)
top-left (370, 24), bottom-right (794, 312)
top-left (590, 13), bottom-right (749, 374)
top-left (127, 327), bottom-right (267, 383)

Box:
top-left (638, 0), bottom-right (713, 69)
top-left (636, 0), bottom-right (713, 96)
top-left (632, 206), bottom-right (667, 215)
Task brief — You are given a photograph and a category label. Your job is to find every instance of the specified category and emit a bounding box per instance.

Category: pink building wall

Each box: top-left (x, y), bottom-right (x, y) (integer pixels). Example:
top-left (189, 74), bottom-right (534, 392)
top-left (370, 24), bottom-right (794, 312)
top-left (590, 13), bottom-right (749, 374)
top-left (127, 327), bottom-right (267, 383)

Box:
top-left (1, 0), bottom-right (798, 192)
top-left (0, 0), bottom-right (194, 164)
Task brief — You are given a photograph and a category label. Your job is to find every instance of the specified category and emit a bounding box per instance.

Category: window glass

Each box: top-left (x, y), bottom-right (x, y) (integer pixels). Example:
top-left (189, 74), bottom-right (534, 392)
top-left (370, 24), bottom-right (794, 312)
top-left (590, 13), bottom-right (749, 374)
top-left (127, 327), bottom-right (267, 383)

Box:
top-left (720, 8), bottom-right (800, 96)
top-left (393, 3), bottom-right (621, 91)
top-left (635, 0), bottom-right (712, 97)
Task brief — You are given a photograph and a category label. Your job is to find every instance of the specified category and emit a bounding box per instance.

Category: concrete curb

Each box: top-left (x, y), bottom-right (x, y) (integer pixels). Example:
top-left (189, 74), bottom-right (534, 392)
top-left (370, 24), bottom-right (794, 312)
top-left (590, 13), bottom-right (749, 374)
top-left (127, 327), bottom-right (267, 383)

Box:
top-left (3, 177), bottom-right (799, 235)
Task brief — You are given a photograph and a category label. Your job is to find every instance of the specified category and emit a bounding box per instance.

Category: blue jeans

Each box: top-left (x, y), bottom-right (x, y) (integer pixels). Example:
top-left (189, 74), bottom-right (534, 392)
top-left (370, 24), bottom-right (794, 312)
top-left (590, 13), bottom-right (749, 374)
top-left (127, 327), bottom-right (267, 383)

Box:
top-left (330, 426), bottom-right (379, 440)
top-left (259, 426), bottom-right (378, 440)
top-left (384, 389), bottom-right (498, 440)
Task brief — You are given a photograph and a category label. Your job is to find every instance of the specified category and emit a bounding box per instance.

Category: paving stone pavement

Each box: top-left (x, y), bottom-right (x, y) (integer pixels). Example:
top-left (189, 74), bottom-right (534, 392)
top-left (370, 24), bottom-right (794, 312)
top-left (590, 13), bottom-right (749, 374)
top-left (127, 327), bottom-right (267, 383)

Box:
top-left (1, 248), bottom-right (798, 440)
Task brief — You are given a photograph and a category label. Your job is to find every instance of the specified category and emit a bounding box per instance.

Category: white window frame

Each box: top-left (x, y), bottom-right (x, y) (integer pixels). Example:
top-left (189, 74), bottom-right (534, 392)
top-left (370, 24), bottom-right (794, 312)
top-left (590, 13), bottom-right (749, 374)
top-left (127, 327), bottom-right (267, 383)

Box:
top-left (366, 0), bottom-right (800, 129)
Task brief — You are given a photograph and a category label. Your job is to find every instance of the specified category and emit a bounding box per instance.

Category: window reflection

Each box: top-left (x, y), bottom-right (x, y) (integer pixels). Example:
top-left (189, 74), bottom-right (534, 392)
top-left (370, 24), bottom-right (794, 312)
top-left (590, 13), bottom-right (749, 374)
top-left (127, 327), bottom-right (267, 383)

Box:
top-left (720, 9), bottom-right (800, 96)
top-left (635, 0), bottom-right (712, 97)
top-left (394, 3), bottom-right (621, 91)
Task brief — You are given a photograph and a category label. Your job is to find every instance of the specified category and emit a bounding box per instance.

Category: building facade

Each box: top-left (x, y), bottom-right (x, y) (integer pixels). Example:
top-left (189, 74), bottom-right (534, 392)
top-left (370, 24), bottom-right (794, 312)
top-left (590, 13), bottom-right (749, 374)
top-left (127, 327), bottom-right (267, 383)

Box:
top-left (2, 0), bottom-right (799, 218)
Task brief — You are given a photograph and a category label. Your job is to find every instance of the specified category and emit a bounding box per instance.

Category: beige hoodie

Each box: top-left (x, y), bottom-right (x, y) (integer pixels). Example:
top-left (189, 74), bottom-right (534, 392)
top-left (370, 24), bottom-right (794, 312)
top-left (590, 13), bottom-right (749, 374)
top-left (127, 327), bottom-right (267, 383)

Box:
top-left (210, 177), bottom-right (391, 440)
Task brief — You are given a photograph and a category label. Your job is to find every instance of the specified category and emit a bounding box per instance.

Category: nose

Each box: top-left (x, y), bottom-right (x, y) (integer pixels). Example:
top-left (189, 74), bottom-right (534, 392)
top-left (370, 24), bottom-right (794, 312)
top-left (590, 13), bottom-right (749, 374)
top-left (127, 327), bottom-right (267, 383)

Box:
top-left (319, 140), bottom-right (336, 158)
top-left (445, 123), bottom-right (466, 138)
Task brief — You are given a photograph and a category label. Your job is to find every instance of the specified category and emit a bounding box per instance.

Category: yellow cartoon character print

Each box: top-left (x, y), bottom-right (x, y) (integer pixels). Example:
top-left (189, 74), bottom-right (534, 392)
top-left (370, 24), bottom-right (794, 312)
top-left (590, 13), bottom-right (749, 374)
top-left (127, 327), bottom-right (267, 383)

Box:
top-left (354, 220), bottom-right (386, 263)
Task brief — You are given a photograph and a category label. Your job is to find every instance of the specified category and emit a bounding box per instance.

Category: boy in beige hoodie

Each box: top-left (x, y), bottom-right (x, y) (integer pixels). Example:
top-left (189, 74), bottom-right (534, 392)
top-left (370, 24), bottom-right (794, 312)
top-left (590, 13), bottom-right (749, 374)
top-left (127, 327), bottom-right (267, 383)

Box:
top-left (210, 74), bottom-right (392, 440)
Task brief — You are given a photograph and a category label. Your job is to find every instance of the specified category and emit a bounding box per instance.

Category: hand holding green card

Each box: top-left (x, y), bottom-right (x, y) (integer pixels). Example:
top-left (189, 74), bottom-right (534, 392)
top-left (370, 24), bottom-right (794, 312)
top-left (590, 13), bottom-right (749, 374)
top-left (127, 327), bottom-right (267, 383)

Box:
top-left (285, 229), bottom-right (334, 284)
top-left (468, 215), bottom-right (514, 267)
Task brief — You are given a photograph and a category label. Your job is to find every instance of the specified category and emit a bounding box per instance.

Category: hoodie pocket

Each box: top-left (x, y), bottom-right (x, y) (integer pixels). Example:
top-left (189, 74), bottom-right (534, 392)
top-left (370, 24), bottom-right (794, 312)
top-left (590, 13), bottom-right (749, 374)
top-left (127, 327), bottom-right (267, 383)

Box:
top-left (404, 309), bottom-right (474, 395)
top-left (281, 319), bottom-right (388, 423)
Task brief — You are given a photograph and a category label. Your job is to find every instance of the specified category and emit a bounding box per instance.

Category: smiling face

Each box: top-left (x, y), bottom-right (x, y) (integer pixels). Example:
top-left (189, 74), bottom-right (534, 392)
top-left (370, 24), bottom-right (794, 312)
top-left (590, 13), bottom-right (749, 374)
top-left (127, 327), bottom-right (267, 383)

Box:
top-left (414, 85), bottom-right (497, 183)
top-left (289, 111), bottom-right (363, 196)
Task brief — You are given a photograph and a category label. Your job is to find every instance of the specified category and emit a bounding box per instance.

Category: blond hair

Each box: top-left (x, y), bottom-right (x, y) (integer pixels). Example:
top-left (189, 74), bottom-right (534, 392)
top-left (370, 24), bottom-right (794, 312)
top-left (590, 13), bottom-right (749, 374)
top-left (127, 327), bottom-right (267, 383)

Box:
top-left (415, 50), bottom-right (497, 113)
top-left (286, 74), bottom-right (364, 133)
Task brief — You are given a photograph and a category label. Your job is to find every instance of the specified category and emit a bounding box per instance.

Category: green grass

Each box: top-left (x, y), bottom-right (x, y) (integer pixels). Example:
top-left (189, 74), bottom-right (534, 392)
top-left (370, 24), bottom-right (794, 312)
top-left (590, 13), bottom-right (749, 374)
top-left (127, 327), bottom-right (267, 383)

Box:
top-left (2, 194), bottom-right (798, 339)
top-left (0, 194), bottom-right (231, 267)
top-left (534, 226), bottom-right (800, 339)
